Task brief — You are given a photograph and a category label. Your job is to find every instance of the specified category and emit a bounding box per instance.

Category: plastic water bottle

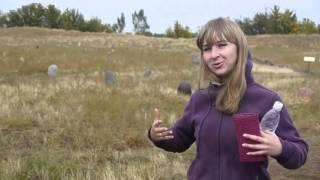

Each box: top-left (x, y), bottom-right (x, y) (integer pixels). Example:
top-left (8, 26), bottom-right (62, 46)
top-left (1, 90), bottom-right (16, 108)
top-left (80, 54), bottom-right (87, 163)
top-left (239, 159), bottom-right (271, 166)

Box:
top-left (260, 101), bottom-right (283, 133)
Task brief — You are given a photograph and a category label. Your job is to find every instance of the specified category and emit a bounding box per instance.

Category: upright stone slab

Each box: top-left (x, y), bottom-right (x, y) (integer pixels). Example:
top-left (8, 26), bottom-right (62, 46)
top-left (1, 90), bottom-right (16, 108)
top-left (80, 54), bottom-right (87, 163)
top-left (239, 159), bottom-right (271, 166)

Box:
top-left (105, 71), bottom-right (116, 85)
top-left (48, 64), bottom-right (58, 77)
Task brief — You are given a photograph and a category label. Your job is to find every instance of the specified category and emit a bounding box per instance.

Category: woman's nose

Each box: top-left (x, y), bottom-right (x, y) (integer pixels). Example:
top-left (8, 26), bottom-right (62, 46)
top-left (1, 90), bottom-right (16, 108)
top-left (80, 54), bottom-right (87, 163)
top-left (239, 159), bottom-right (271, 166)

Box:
top-left (209, 47), bottom-right (220, 59)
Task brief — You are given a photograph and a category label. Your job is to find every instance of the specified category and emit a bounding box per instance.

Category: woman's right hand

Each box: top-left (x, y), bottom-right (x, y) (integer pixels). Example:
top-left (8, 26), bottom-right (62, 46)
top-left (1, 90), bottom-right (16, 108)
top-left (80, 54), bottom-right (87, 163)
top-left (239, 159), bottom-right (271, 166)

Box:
top-left (150, 108), bottom-right (174, 141)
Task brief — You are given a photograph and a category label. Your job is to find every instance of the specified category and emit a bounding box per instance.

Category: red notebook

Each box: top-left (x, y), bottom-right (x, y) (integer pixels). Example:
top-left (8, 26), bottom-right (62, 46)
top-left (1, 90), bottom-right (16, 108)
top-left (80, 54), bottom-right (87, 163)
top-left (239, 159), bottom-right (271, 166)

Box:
top-left (233, 113), bottom-right (266, 162)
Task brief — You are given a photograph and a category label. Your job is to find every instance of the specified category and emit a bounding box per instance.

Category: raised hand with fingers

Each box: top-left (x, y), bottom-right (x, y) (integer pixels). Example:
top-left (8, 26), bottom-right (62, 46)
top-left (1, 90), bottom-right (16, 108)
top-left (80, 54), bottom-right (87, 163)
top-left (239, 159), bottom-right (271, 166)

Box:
top-left (150, 108), bottom-right (174, 141)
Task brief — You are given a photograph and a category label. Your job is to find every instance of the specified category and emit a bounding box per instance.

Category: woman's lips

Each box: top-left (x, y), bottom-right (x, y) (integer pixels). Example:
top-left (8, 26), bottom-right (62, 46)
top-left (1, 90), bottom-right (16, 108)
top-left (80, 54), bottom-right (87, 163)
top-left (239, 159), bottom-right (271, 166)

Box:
top-left (213, 62), bottom-right (223, 69)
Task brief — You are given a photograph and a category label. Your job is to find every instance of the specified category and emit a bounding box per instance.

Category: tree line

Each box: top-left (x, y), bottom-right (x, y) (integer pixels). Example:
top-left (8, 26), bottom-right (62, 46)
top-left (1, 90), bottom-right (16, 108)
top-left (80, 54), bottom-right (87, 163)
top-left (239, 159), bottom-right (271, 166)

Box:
top-left (236, 5), bottom-right (319, 35)
top-left (0, 3), bottom-right (126, 33)
top-left (0, 3), bottom-right (319, 38)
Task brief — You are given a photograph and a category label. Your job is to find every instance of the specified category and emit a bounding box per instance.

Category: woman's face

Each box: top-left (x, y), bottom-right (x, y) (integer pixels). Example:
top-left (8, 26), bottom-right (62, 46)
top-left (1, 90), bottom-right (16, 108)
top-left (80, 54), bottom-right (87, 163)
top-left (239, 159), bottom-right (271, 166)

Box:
top-left (202, 39), bottom-right (238, 77)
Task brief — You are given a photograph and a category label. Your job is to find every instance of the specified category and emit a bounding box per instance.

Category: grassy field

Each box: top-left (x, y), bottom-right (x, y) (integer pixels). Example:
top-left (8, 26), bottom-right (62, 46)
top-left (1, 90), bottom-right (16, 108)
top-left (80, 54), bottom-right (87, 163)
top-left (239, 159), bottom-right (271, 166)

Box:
top-left (0, 27), bottom-right (319, 179)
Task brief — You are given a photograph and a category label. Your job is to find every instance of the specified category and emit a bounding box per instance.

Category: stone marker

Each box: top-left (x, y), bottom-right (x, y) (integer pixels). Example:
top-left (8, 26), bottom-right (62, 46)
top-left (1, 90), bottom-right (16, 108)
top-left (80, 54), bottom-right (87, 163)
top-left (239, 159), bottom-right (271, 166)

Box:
top-left (177, 81), bottom-right (192, 95)
top-left (105, 71), bottom-right (116, 85)
top-left (48, 64), bottom-right (58, 77)
top-left (192, 54), bottom-right (201, 64)
top-left (144, 68), bottom-right (152, 77)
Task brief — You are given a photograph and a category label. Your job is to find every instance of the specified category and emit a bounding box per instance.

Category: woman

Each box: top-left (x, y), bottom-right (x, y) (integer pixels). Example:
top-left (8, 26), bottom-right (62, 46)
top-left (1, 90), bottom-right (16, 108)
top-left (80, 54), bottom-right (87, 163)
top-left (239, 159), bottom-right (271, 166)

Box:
top-left (148, 17), bottom-right (308, 180)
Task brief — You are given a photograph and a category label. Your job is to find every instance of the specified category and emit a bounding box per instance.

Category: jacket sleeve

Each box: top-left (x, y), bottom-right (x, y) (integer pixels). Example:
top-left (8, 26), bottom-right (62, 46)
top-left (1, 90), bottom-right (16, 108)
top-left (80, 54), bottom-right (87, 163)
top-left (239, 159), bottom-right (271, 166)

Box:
top-left (148, 95), bottom-right (196, 153)
top-left (273, 95), bottom-right (309, 169)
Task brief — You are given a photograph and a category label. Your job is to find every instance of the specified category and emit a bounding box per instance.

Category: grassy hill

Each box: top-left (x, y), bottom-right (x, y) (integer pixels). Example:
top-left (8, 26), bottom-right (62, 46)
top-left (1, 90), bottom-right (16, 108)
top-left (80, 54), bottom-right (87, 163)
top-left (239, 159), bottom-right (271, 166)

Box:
top-left (0, 27), bottom-right (319, 179)
top-left (248, 34), bottom-right (320, 75)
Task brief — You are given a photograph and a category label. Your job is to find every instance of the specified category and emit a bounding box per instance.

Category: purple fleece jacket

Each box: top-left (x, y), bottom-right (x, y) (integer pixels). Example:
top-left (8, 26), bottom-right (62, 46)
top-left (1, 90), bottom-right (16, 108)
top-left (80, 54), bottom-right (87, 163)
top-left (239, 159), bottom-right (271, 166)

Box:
top-left (149, 56), bottom-right (308, 180)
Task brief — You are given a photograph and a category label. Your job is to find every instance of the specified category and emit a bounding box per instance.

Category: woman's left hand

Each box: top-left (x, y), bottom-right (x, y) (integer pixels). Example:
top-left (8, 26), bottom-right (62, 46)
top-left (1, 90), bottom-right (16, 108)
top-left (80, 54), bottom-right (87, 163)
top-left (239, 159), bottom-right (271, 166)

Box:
top-left (242, 131), bottom-right (283, 157)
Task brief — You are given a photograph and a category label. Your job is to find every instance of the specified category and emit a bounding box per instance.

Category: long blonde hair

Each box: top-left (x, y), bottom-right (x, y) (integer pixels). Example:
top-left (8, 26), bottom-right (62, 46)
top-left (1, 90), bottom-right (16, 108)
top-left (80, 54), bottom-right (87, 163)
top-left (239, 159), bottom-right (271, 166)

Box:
top-left (196, 17), bottom-right (248, 114)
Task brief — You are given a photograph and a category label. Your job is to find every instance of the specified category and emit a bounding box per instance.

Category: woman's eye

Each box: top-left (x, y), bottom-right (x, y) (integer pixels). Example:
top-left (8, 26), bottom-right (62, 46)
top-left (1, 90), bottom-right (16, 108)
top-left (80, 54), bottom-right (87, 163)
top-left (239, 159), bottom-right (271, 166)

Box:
top-left (203, 47), bottom-right (211, 51)
top-left (217, 43), bottom-right (227, 48)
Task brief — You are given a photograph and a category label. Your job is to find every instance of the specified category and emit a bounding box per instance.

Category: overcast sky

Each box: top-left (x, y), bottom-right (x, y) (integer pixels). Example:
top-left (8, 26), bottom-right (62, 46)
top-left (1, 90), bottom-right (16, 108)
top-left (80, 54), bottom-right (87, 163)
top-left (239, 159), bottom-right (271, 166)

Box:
top-left (1, 0), bottom-right (319, 33)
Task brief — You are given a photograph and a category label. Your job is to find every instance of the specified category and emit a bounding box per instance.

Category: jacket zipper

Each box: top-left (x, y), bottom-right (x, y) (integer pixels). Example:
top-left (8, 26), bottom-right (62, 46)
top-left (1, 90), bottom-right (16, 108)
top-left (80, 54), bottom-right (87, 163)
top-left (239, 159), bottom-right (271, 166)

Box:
top-left (196, 92), bottom-right (213, 159)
